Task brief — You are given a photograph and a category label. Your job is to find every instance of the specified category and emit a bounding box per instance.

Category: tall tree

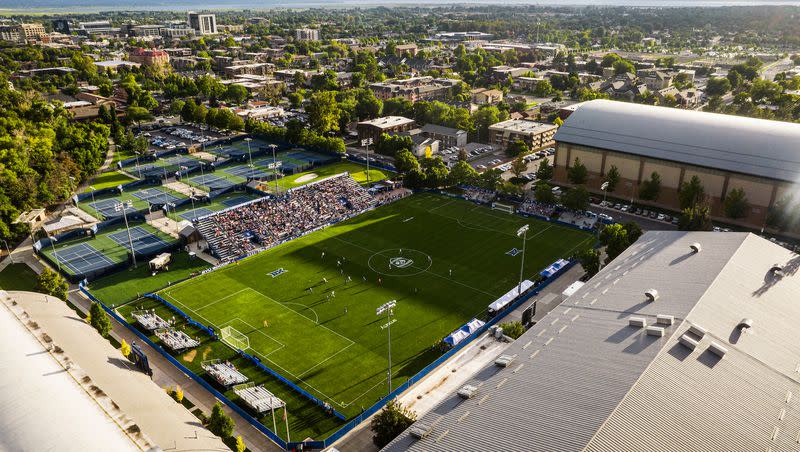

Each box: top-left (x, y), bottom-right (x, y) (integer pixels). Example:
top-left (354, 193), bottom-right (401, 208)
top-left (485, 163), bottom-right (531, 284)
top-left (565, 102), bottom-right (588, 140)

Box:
top-left (577, 248), bottom-right (601, 277)
top-left (723, 187), bottom-right (750, 219)
top-left (679, 175), bottom-right (706, 209)
top-left (371, 400), bottom-right (416, 448)
top-left (536, 159), bottom-right (553, 181)
top-left (638, 171), bottom-right (662, 201)
top-left (603, 165), bottom-right (620, 193)
top-left (306, 91), bottom-right (340, 134)
top-left (208, 402), bottom-right (235, 439)
top-left (678, 204), bottom-right (714, 231)
top-left (567, 158), bottom-right (588, 185)
top-left (36, 268), bottom-right (68, 301)
top-left (89, 302), bottom-right (112, 338)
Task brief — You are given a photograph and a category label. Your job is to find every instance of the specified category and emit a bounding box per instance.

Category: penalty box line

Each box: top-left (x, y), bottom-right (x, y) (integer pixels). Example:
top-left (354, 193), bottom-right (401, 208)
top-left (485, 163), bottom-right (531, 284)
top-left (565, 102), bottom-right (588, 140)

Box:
top-left (218, 317), bottom-right (286, 358)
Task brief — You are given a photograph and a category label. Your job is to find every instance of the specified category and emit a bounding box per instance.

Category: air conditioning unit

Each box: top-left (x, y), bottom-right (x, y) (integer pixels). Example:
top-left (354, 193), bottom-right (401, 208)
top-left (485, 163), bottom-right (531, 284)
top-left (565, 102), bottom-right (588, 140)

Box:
top-left (629, 317), bottom-right (647, 328)
top-left (646, 326), bottom-right (665, 337)
top-left (645, 289), bottom-right (659, 302)
top-left (458, 384), bottom-right (478, 399)
top-left (495, 354), bottom-right (514, 367)
top-left (656, 314), bottom-right (674, 326)
top-left (409, 423), bottom-right (433, 439)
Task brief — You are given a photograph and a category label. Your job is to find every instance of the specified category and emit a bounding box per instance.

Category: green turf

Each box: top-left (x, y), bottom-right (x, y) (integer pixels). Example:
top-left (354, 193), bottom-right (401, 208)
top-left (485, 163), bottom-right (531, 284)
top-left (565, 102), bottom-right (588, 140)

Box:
top-left (89, 252), bottom-right (211, 306)
top-left (159, 193), bottom-right (592, 420)
top-left (166, 191), bottom-right (260, 221)
top-left (0, 263), bottom-right (39, 292)
top-left (83, 170), bottom-right (137, 193)
top-left (275, 161), bottom-right (389, 191)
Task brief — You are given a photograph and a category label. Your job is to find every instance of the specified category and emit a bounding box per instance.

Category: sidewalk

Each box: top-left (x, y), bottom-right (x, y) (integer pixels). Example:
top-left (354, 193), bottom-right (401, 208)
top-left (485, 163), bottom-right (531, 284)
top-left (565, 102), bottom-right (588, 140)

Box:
top-left (6, 290), bottom-right (228, 451)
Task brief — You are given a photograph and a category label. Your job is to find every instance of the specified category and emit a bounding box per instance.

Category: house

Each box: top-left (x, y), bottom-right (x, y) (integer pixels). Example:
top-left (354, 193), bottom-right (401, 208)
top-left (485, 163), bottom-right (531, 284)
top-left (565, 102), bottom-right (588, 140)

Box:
top-left (394, 43), bottom-right (419, 57)
top-left (420, 123), bottom-right (468, 148)
top-left (471, 88), bottom-right (504, 105)
top-left (641, 70), bottom-right (673, 91)
top-left (356, 116), bottom-right (416, 143)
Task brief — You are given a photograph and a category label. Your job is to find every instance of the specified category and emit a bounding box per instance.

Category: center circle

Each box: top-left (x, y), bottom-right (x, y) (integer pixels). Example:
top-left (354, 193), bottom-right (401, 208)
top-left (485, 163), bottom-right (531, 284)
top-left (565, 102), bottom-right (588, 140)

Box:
top-left (368, 248), bottom-right (432, 277)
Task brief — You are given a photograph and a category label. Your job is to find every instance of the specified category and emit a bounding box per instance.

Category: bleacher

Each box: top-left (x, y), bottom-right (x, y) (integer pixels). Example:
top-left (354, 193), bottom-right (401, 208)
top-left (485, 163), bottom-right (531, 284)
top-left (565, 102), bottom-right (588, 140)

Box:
top-left (234, 383), bottom-right (285, 413)
top-left (155, 329), bottom-right (200, 351)
top-left (202, 359), bottom-right (249, 387)
top-left (132, 310), bottom-right (172, 331)
top-left (197, 174), bottom-right (375, 261)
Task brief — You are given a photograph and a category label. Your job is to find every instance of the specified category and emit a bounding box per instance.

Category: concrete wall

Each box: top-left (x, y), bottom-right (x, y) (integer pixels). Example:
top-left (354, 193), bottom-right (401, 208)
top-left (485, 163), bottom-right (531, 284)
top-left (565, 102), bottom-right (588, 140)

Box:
top-left (554, 142), bottom-right (784, 229)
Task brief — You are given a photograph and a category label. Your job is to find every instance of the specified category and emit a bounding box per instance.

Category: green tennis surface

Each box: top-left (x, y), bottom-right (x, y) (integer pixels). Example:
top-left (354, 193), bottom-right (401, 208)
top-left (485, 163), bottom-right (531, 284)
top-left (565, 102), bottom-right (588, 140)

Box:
top-left (158, 193), bottom-right (592, 417)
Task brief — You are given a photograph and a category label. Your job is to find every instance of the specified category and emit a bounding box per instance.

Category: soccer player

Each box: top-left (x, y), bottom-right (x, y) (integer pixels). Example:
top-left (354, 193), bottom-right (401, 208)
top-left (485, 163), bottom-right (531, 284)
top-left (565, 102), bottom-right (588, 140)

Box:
top-left (331, 291), bottom-right (335, 298)
top-left (449, 269), bottom-right (452, 276)
top-left (323, 277), bottom-right (327, 283)
top-left (321, 251), bottom-right (325, 259)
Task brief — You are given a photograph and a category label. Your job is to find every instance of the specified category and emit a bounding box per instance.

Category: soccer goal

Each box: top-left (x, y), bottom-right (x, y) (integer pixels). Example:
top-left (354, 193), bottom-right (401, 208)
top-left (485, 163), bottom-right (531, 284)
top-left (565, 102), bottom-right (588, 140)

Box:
top-left (220, 325), bottom-right (250, 351)
top-left (492, 202), bottom-right (515, 214)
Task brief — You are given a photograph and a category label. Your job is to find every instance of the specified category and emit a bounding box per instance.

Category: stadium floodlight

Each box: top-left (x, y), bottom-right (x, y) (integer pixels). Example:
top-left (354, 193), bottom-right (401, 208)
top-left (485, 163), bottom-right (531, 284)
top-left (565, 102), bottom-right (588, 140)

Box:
top-left (599, 182), bottom-right (610, 236)
top-left (517, 225), bottom-right (529, 296)
top-left (361, 137), bottom-right (374, 185)
top-left (269, 144), bottom-right (279, 194)
top-left (114, 200), bottom-right (137, 267)
top-left (1, 239), bottom-right (12, 264)
top-left (48, 235), bottom-right (62, 273)
top-left (245, 137), bottom-right (254, 169)
top-left (376, 300), bottom-right (397, 395)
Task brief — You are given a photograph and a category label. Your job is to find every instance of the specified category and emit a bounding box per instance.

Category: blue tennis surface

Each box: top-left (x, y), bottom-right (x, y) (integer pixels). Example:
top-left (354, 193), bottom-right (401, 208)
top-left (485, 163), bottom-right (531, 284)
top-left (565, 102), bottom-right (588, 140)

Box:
top-left (224, 165), bottom-right (269, 179)
top-left (108, 226), bottom-right (170, 255)
top-left (220, 196), bottom-right (252, 207)
top-left (89, 198), bottom-right (136, 218)
top-left (178, 207), bottom-right (215, 221)
top-left (188, 174), bottom-right (235, 190)
top-left (52, 243), bottom-right (115, 275)
top-left (286, 150), bottom-right (331, 164)
top-left (132, 187), bottom-right (182, 204)
top-left (164, 155), bottom-right (202, 169)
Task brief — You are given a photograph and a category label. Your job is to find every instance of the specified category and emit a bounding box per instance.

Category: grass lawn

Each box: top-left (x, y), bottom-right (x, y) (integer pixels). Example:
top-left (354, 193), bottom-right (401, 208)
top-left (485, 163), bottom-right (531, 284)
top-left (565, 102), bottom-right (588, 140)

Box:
top-left (83, 170), bottom-right (137, 193)
top-left (0, 263), bottom-right (39, 291)
top-left (89, 252), bottom-right (211, 306)
top-left (275, 161), bottom-right (389, 191)
top-left (157, 193), bottom-right (592, 423)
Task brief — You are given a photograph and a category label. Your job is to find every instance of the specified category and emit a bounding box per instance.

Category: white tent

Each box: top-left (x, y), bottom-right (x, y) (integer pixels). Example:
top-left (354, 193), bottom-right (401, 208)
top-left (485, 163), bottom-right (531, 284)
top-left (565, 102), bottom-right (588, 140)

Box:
top-left (488, 280), bottom-right (535, 313)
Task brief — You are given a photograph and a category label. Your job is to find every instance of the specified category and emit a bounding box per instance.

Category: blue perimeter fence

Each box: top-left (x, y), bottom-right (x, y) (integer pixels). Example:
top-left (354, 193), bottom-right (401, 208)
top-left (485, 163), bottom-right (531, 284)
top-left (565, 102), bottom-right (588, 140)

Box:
top-left (77, 187), bottom-right (591, 450)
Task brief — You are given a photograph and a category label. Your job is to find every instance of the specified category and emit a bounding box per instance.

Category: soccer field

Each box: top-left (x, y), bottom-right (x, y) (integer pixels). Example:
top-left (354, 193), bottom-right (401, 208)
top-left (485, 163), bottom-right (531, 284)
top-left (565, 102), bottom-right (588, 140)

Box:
top-left (159, 193), bottom-right (593, 416)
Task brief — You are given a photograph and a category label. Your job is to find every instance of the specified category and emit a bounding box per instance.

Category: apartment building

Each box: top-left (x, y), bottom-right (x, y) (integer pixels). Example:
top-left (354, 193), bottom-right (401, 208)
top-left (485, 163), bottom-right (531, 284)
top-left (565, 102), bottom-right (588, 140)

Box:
top-left (357, 116), bottom-right (416, 143)
top-left (369, 76), bottom-right (460, 102)
top-left (188, 12), bottom-right (217, 35)
top-left (488, 119), bottom-right (558, 149)
top-left (295, 28), bottom-right (320, 41)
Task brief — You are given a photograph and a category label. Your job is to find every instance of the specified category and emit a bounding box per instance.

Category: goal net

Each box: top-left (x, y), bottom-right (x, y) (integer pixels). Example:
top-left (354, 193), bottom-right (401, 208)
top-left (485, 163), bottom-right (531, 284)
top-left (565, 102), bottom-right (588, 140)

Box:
top-left (492, 202), bottom-right (515, 214)
top-left (220, 326), bottom-right (250, 351)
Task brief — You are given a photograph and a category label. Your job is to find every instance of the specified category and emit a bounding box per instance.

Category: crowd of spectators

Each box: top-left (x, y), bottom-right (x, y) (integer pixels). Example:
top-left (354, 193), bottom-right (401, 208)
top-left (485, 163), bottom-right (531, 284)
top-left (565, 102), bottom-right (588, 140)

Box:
top-left (463, 187), bottom-right (496, 204)
top-left (198, 175), bottom-right (375, 260)
top-left (518, 199), bottom-right (558, 218)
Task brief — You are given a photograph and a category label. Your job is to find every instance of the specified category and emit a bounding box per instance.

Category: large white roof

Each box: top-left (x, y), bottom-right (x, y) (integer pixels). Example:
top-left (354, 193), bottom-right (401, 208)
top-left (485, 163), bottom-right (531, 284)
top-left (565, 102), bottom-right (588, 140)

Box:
top-left (384, 231), bottom-right (800, 452)
top-left (554, 99), bottom-right (800, 183)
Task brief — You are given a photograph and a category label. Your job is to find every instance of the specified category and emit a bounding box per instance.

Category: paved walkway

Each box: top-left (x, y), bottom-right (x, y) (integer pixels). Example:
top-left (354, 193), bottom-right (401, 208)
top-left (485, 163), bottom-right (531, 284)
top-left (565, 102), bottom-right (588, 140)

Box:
top-left (6, 290), bottom-right (228, 451)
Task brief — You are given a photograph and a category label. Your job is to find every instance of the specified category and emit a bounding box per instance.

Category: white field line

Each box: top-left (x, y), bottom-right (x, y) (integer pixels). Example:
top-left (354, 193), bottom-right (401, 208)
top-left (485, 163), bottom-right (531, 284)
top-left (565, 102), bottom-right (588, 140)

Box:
top-left (195, 288), bottom-right (249, 311)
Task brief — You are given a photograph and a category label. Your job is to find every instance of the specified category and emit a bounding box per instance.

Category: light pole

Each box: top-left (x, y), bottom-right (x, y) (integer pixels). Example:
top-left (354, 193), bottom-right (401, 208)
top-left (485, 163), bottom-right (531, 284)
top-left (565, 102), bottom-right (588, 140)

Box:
top-left (269, 144), bottom-right (279, 194)
top-left (599, 181), bottom-right (609, 234)
top-left (245, 137), bottom-right (253, 169)
top-left (167, 202), bottom-right (179, 235)
top-left (114, 200), bottom-right (137, 267)
top-left (1, 239), bottom-right (12, 263)
top-left (376, 300), bottom-right (397, 396)
top-left (517, 225), bottom-right (529, 297)
top-left (134, 151), bottom-right (142, 178)
top-left (189, 189), bottom-right (197, 218)
top-left (48, 235), bottom-right (62, 273)
top-left (361, 138), bottom-right (373, 185)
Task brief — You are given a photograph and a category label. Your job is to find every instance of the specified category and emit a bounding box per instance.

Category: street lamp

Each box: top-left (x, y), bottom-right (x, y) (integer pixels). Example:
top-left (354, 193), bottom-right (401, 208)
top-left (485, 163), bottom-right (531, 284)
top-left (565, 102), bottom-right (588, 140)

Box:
top-left (376, 300), bottom-right (397, 396)
top-left (48, 235), bottom-right (62, 273)
top-left (516, 225), bottom-right (529, 297)
top-left (361, 138), bottom-right (373, 185)
top-left (244, 137), bottom-right (253, 169)
top-left (1, 239), bottom-right (12, 264)
top-left (114, 200), bottom-right (137, 267)
top-left (269, 144), bottom-right (279, 194)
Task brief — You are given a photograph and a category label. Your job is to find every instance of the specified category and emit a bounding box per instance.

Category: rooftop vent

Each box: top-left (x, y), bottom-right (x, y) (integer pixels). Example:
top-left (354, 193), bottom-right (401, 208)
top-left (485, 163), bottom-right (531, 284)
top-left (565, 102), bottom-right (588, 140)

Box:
top-left (690, 242), bottom-right (702, 253)
top-left (495, 354), bottom-right (515, 368)
top-left (409, 423), bottom-right (433, 440)
top-left (656, 314), bottom-right (674, 326)
top-left (771, 265), bottom-right (784, 275)
top-left (737, 318), bottom-right (753, 330)
top-left (629, 317), bottom-right (647, 328)
top-left (688, 324), bottom-right (707, 339)
top-left (457, 385), bottom-right (478, 399)
top-left (679, 333), bottom-right (699, 350)
top-left (708, 341), bottom-right (728, 358)
top-left (645, 289), bottom-right (659, 302)
top-left (646, 326), bottom-right (665, 337)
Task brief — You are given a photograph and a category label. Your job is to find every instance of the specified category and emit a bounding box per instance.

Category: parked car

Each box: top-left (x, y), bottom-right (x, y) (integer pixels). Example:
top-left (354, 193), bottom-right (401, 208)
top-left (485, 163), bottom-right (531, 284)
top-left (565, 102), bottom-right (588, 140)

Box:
top-left (657, 213), bottom-right (666, 221)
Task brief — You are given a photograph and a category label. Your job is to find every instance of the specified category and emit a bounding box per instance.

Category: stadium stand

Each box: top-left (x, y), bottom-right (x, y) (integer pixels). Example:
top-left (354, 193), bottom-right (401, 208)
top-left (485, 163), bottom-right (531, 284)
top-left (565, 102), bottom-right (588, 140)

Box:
top-left (132, 310), bottom-right (172, 331)
top-left (155, 329), bottom-right (200, 352)
top-left (234, 383), bottom-right (285, 413)
top-left (463, 187), bottom-right (495, 204)
top-left (196, 174), bottom-right (375, 261)
top-left (202, 360), bottom-right (250, 387)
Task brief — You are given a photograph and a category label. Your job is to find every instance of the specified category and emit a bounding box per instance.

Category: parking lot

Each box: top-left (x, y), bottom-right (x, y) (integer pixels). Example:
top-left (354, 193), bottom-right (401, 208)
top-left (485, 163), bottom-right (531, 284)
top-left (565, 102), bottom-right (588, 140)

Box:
top-left (139, 125), bottom-right (228, 154)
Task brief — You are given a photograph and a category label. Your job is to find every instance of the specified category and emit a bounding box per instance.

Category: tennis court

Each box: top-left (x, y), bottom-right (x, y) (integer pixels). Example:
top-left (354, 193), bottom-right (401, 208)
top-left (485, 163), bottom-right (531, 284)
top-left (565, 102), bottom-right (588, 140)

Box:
top-left (179, 207), bottom-right (215, 221)
top-left (89, 198), bottom-right (136, 218)
top-left (286, 150), bottom-right (332, 164)
top-left (132, 187), bottom-right (182, 204)
top-left (221, 196), bottom-right (253, 207)
top-left (188, 174), bottom-right (236, 190)
top-left (52, 243), bottom-right (115, 275)
top-left (108, 226), bottom-right (170, 255)
top-left (164, 155), bottom-right (203, 169)
top-left (224, 165), bottom-right (269, 179)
